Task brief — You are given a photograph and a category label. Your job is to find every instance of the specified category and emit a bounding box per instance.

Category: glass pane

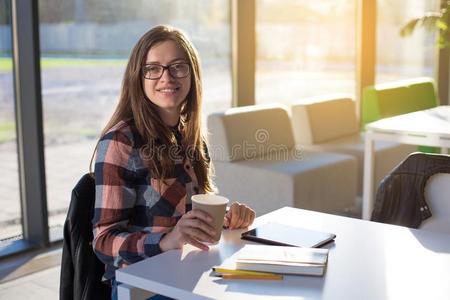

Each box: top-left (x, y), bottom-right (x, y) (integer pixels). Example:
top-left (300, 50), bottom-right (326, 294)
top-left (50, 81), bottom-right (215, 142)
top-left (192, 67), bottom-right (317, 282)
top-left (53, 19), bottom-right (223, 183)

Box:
top-left (0, 0), bottom-right (22, 241)
top-left (38, 0), bottom-right (231, 240)
top-left (256, 0), bottom-right (356, 105)
top-left (376, 0), bottom-right (440, 83)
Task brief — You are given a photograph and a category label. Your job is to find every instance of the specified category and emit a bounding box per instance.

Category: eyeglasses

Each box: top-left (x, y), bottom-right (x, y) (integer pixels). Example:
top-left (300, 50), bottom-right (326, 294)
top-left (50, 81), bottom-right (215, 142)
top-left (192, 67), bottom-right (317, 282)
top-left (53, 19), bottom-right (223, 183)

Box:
top-left (142, 62), bottom-right (190, 80)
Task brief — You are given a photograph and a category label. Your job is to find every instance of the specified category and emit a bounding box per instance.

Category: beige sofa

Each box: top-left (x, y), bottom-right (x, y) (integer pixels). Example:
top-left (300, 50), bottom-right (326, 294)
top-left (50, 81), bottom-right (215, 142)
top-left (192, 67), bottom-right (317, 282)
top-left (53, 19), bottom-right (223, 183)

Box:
top-left (207, 104), bottom-right (357, 216)
top-left (290, 95), bottom-right (416, 197)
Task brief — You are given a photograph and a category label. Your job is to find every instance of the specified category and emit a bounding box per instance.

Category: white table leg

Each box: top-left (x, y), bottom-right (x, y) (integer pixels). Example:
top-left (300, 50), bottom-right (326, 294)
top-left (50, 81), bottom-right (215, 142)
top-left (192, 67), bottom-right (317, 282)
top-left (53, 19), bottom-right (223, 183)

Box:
top-left (118, 283), bottom-right (133, 300)
top-left (363, 132), bottom-right (375, 220)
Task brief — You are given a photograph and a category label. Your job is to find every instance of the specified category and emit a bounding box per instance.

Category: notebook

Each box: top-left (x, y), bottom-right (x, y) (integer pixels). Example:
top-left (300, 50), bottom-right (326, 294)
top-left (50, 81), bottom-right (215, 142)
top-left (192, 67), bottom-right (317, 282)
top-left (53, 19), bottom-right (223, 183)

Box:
top-left (241, 222), bottom-right (336, 248)
top-left (234, 244), bottom-right (329, 276)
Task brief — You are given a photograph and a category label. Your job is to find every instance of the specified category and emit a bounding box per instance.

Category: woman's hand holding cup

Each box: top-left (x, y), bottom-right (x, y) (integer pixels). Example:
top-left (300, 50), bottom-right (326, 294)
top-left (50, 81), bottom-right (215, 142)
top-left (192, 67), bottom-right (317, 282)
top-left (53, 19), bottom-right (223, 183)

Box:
top-left (159, 209), bottom-right (217, 251)
top-left (159, 195), bottom-right (255, 252)
top-left (160, 194), bottom-right (229, 251)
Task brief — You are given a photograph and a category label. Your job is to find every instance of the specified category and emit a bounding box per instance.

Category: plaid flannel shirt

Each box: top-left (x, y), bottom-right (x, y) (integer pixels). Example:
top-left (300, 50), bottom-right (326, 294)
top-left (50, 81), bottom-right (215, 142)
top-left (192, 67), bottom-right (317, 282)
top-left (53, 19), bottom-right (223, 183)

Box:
top-left (92, 119), bottom-right (200, 280)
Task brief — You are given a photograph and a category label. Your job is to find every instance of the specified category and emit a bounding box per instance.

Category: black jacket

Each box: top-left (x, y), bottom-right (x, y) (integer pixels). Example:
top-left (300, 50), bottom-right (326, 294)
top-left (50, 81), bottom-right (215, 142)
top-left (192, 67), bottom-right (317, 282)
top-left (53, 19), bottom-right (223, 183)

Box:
top-left (371, 152), bottom-right (450, 228)
top-left (60, 173), bottom-right (111, 300)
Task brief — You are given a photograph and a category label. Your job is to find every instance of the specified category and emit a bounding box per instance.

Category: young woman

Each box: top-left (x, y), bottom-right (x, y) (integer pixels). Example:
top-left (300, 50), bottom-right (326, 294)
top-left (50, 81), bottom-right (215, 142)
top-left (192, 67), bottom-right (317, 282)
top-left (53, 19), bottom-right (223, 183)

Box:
top-left (91, 25), bottom-right (255, 299)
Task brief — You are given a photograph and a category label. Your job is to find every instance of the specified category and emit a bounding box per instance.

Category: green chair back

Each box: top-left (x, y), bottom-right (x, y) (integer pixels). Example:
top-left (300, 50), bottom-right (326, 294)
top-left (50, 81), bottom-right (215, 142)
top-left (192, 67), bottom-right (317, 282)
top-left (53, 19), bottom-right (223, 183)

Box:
top-left (362, 77), bottom-right (438, 127)
top-left (362, 77), bottom-right (439, 153)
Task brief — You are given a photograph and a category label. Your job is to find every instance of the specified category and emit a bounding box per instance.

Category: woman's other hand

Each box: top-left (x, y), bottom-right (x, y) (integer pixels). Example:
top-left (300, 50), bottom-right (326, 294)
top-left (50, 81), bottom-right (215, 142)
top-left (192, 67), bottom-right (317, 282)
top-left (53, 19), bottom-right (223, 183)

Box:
top-left (223, 202), bottom-right (255, 229)
top-left (159, 209), bottom-right (216, 251)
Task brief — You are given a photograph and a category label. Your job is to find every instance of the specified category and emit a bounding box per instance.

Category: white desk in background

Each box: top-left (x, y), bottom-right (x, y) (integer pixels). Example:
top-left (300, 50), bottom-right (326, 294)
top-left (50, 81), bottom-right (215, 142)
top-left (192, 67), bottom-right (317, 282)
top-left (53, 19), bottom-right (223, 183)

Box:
top-left (362, 105), bottom-right (450, 220)
top-left (116, 207), bottom-right (450, 300)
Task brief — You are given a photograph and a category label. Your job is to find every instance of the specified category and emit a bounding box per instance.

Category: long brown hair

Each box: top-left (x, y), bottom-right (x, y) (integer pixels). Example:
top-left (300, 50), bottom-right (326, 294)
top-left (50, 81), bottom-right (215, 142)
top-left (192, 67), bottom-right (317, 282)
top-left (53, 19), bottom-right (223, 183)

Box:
top-left (90, 25), bottom-right (214, 192)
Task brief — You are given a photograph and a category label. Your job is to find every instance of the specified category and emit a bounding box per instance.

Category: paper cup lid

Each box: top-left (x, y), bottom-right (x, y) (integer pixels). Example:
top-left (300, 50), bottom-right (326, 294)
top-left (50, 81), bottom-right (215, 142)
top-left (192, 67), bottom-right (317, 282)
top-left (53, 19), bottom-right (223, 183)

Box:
top-left (191, 194), bottom-right (229, 205)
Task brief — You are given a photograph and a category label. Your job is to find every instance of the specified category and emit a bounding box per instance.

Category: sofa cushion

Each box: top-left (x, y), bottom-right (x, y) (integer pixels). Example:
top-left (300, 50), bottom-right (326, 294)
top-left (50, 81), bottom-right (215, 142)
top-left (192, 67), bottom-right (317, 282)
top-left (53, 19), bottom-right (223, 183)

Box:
top-left (207, 104), bottom-right (294, 162)
top-left (212, 150), bottom-right (357, 215)
top-left (291, 96), bottom-right (359, 144)
top-left (301, 134), bottom-right (416, 195)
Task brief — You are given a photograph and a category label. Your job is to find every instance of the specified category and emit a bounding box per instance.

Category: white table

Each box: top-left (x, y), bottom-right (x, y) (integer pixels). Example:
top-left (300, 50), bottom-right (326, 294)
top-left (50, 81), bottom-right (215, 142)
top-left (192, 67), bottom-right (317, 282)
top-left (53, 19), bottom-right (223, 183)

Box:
top-left (116, 207), bottom-right (450, 300)
top-left (362, 106), bottom-right (450, 219)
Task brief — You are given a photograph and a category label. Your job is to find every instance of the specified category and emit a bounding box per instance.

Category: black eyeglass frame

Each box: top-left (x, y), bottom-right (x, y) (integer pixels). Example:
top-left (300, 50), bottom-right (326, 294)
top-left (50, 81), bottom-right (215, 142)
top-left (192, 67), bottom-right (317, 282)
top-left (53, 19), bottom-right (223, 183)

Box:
top-left (141, 62), bottom-right (191, 80)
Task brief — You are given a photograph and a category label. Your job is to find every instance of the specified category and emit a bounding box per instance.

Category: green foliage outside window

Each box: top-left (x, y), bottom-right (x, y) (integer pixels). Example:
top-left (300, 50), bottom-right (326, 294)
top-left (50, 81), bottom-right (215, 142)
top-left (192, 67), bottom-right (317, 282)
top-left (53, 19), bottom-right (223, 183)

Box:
top-left (401, 1), bottom-right (450, 48)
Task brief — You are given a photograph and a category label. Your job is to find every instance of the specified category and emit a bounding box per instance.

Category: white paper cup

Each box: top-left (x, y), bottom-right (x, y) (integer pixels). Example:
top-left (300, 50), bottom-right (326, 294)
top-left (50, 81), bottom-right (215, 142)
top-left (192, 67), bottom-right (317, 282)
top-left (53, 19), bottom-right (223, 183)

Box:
top-left (191, 194), bottom-right (229, 243)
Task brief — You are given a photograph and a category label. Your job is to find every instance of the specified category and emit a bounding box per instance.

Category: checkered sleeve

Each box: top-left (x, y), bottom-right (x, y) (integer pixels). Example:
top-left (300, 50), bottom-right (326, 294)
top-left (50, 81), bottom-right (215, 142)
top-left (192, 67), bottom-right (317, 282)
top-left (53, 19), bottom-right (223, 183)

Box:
top-left (92, 129), bottom-right (164, 271)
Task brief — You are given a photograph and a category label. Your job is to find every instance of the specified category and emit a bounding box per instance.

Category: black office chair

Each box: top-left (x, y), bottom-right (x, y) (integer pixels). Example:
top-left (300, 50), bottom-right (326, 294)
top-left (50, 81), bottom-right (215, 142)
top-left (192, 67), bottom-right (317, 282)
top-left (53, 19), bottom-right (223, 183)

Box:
top-left (59, 173), bottom-right (111, 300)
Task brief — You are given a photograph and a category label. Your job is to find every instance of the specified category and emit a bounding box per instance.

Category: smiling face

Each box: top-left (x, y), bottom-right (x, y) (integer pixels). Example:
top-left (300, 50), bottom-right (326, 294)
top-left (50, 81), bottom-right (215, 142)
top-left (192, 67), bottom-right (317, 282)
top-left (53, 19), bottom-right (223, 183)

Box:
top-left (143, 40), bottom-right (191, 126)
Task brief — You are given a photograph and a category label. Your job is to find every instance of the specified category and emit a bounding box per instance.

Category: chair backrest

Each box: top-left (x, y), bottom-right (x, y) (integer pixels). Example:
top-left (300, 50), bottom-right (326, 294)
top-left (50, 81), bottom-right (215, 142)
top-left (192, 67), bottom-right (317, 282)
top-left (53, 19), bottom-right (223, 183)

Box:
top-left (372, 152), bottom-right (450, 230)
top-left (362, 77), bottom-right (438, 126)
top-left (207, 104), bottom-right (294, 162)
top-left (420, 173), bottom-right (450, 234)
top-left (60, 173), bottom-right (111, 300)
top-left (291, 95), bottom-right (359, 145)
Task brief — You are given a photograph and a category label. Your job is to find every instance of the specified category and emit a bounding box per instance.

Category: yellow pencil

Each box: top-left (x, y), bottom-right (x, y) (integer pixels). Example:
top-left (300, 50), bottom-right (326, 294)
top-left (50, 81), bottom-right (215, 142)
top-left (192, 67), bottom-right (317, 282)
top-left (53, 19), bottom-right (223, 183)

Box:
top-left (217, 274), bottom-right (283, 280)
top-left (212, 267), bottom-right (278, 276)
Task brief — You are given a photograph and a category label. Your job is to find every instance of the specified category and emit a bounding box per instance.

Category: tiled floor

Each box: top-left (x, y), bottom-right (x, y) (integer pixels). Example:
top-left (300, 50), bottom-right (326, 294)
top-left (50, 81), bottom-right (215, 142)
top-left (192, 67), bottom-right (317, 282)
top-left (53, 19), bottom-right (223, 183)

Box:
top-left (0, 245), bottom-right (62, 300)
top-left (0, 265), bottom-right (60, 299)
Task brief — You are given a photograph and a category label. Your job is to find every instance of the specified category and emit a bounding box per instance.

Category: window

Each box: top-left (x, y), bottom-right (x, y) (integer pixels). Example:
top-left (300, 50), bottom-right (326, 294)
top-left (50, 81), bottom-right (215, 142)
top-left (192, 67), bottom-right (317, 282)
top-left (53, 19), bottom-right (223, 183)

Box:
top-left (0, 0), bottom-right (22, 242)
top-left (376, 0), bottom-right (440, 83)
top-left (256, 0), bottom-right (356, 105)
top-left (38, 0), bottom-right (231, 239)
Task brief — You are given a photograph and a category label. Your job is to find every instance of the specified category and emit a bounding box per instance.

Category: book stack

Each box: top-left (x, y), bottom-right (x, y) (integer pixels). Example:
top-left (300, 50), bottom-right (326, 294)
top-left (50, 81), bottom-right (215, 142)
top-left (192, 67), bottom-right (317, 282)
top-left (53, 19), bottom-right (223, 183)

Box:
top-left (235, 244), bottom-right (329, 276)
top-left (214, 244), bottom-right (329, 279)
